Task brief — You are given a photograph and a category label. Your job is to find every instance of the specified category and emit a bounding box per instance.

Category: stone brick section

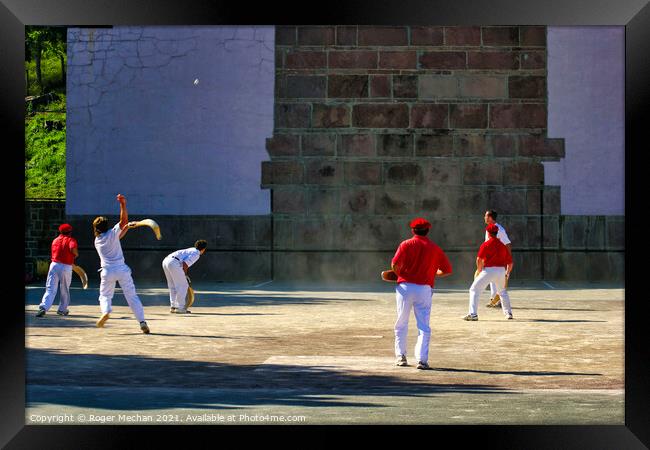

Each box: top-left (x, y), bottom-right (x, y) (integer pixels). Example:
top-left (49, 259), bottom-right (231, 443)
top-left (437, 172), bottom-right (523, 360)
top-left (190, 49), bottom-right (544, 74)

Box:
top-left (25, 200), bottom-right (272, 283)
top-left (265, 25), bottom-right (622, 281)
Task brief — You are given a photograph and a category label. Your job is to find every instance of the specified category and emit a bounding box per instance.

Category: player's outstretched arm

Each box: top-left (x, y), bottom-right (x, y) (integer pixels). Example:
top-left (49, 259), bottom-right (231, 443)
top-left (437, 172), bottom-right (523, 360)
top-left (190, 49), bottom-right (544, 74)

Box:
top-left (117, 194), bottom-right (130, 239)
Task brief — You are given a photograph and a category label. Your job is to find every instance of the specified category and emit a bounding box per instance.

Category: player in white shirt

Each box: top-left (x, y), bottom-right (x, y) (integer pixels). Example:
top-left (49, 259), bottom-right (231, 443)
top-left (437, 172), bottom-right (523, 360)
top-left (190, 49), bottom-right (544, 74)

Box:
top-left (92, 194), bottom-right (150, 333)
top-left (483, 210), bottom-right (512, 308)
top-left (162, 240), bottom-right (207, 314)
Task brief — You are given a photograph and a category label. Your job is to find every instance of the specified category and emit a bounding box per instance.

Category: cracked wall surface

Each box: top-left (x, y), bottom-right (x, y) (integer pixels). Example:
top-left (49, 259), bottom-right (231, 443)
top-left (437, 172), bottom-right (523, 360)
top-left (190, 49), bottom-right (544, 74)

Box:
top-left (66, 26), bottom-right (275, 215)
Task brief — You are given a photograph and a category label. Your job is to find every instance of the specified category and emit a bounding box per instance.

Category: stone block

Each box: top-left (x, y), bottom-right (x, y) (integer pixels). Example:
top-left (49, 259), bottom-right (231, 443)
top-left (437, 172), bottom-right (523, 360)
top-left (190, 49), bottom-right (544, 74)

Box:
top-left (508, 76), bottom-right (545, 99)
top-left (340, 188), bottom-right (376, 214)
top-left (266, 134), bottom-right (300, 157)
top-left (481, 27), bottom-right (519, 46)
top-left (450, 104), bottom-right (488, 129)
top-left (419, 51), bottom-right (466, 69)
top-left (379, 51), bottom-right (417, 69)
top-left (415, 134), bottom-right (454, 157)
top-left (376, 134), bottom-right (413, 157)
top-left (455, 134), bottom-right (488, 157)
top-left (520, 50), bottom-right (546, 69)
top-left (285, 50), bottom-right (327, 69)
top-left (302, 133), bottom-right (336, 156)
top-left (353, 103), bottom-right (410, 128)
top-left (339, 134), bottom-right (375, 157)
top-left (543, 187), bottom-right (561, 214)
top-left (358, 26), bottom-right (408, 46)
top-left (606, 216), bottom-right (625, 250)
top-left (272, 218), bottom-right (294, 249)
top-left (275, 103), bottom-right (311, 128)
top-left (459, 76), bottom-right (506, 98)
top-left (502, 161), bottom-right (544, 185)
top-left (328, 75), bottom-right (369, 98)
top-left (275, 26), bottom-right (296, 46)
top-left (462, 161), bottom-right (502, 185)
top-left (385, 163), bottom-right (424, 185)
top-left (344, 162), bottom-right (382, 185)
top-left (392, 75), bottom-right (418, 98)
top-left (307, 189), bottom-right (340, 214)
top-left (261, 161), bottom-right (304, 186)
top-left (489, 104), bottom-right (547, 129)
top-left (444, 26), bottom-right (481, 46)
top-left (273, 189), bottom-right (306, 213)
top-left (280, 75), bottom-right (327, 98)
top-left (375, 187), bottom-right (416, 215)
top-left (305, 160), bottom-right (344, 185)
top-left (313, 104), bottom-right (351, 128)
top-left (411, 26), bottom-right (444, 45)
top-left (520, 26), bottom-right (546, 46)
top-left (487, 189), bottom-right (527, 214)
top-left (410, 104), bottom-right (448, 128)
top-left (369, 75), bottom-right (390, 98)
top-left (419, 76), bottom-right (459, 99)
top-left (490, 134), bottom-right (518, 157)
top-left (298, 26), bottom-right (335, 46)
top-left (336, 26), bottom-right (357, 46)
top-left (467, 51), bottom-right (519, 70)
top-left (328, 50), bottom-right (377, 69)
top-left (561, 216), bottom-right (605, 250)
top-left (422, 160), bottom-right (462, 185)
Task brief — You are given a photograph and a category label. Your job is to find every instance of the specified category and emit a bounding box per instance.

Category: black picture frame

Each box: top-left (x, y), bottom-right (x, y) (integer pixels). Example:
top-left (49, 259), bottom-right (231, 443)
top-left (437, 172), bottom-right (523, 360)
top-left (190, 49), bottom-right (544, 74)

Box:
top-left (3, 0), bottom-right (647, 447)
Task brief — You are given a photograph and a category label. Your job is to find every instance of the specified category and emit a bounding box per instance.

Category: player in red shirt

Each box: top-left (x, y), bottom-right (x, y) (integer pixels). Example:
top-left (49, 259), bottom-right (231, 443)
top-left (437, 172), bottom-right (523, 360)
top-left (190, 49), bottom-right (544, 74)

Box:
top-left (391, 217), bottom-right (452, 370)
top-left (36, 223), bottom-right (79, 317)
top-left (463, 223), bottom-right (514, 321)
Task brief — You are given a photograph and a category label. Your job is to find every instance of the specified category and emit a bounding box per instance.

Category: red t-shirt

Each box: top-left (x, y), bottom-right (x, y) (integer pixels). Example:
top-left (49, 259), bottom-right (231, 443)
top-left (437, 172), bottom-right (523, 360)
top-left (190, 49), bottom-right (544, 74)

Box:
top-left (51, 234), bottom-right (78, 265)
top-left (391, 235), bottom-right (452, 288)
top-left (477, 236), bottom-right (512, 268)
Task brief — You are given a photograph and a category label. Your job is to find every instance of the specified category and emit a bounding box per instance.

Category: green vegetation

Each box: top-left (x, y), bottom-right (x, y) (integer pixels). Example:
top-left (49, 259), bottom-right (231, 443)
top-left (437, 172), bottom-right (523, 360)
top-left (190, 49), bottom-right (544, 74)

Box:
top-left (25, 26), bottom-right (67, 199)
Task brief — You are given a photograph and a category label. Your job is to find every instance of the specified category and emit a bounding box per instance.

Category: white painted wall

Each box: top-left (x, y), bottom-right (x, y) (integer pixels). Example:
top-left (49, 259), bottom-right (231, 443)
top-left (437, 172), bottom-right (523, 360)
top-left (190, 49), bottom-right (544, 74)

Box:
top-left (66, 26), bottom-right (274, 215)
top-left (545, 26), bottom-right (625, 215)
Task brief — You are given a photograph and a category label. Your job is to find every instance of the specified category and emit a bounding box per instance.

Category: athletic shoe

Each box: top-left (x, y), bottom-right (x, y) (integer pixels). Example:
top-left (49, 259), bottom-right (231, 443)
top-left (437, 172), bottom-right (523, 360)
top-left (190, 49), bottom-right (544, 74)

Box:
top-left (96, 313), bottom-right (110, 328)
top-left (416, 361), bottom-right (430, 370)
top-left (462, 314), bottom-right (478, 321)
top-left (506, 314), bottom-right (513, 320)
top-left (35, 308), bottom-right (46, 317)
top-left (140, 321), bottom-right (150, 334)
top-left (56, 310), bottom-right (69, 316)
top-left (175, 309), bottom-right (190, 314)
top-left (395, 355), bottom-right (408, 366)
top-left (170, 307), bottom-right (177, 313)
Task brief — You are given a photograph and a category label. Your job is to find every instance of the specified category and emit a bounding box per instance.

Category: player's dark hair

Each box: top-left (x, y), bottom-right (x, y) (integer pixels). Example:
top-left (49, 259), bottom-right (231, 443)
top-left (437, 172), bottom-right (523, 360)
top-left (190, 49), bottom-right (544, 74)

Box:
top-left (412, 228), bottom-right (429, 236)
top-left (194, 240), bottom-right (208, 251)
top-left (92, 216), bottom-right (109, 236)
top-left (486, 210), bottom-right (498, 220)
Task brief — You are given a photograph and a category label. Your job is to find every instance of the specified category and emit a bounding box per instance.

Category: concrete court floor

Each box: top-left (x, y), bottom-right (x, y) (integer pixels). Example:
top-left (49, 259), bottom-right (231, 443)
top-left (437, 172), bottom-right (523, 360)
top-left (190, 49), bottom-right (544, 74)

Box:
top-left (24, 279), bottom-right (624, 425)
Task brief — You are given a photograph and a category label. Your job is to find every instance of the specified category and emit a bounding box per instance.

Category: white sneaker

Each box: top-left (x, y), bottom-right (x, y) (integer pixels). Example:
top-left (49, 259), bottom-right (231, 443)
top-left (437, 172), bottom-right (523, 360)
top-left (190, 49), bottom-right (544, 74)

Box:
top-left (506, 314), bottom-right (513, 320)
top-left (395, 355), bottom-right (408, 366)
top-left (416, 361), bottom-right (431, 370)
top-left (462, 314), bottom-right (478, 321)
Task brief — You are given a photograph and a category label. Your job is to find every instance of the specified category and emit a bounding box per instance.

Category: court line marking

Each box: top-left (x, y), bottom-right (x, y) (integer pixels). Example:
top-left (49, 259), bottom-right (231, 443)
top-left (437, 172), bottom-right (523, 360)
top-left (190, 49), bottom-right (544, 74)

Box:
top-left (542, 281), bottom-right (556, 289)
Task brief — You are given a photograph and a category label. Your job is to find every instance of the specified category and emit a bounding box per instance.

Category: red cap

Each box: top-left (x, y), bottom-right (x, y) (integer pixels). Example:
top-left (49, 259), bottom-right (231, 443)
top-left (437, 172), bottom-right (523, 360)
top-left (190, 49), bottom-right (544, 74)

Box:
top-left (410, 217), bottom-right (431, 230)
top-left (486, 224), bottom-right (499, 235)
top-left (58, 223), bottom-right (73, 233)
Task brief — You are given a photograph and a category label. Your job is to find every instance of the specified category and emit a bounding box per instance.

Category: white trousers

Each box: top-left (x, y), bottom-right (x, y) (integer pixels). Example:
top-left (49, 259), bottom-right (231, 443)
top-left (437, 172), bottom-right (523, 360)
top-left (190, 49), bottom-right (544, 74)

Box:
top-left (39, 262), bottom-right (72, 313)
top-left (469, 267), bottom-right (512, 316)
top-left (394, 282), bottom-right (433, 363)
top-left (162, 256), bottom-right (188, 309)
top-left (98, 264), bottom-right (145, 322)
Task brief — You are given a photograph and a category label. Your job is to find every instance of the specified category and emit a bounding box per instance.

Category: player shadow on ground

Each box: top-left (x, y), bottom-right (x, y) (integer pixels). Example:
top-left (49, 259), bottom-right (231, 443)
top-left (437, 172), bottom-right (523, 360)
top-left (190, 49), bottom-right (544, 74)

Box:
top-left (518, 319), bottom-right (607, 323)
top-left (26, 348), bottom-right (606, 412)
top-left (25, 289), bottom-right (375, 309)
top-left (431, 367), bottom-right (602, 376)
top-left (514, 307), bottom-right (604, 312)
